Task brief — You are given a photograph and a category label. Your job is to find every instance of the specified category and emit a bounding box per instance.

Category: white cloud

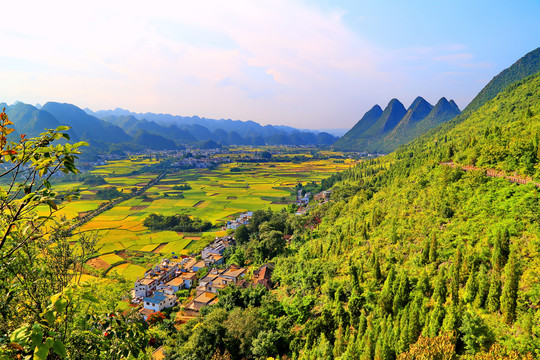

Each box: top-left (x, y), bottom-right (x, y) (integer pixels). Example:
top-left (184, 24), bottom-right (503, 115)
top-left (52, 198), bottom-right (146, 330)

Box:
top-left (0, 0), bottom-right (489, 128)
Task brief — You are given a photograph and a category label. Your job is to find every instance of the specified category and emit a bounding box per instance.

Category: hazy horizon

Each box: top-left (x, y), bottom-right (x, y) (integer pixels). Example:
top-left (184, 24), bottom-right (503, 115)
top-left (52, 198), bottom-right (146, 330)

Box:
top-left (1, 0), bottom-right (539, 130)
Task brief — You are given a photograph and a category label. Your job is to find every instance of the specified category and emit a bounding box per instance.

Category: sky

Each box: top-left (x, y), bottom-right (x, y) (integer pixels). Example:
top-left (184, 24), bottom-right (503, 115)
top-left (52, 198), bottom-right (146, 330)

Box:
top-left (0, 0), bottom-right (538, 130)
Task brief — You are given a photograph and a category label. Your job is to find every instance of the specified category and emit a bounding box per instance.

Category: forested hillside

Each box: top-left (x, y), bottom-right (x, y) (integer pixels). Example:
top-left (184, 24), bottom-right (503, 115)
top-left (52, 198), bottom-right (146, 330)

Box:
top-left (163, 72), bottom-right (540, 359)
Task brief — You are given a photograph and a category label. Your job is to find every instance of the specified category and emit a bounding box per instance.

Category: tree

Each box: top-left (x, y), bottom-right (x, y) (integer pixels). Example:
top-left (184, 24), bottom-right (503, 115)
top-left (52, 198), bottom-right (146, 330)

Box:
top-left (432, 270), bottom-right (447, 305)
top-left (463, 266), bottom-right (478, 304)
top-left (234, 224), bottom-right (249, 245)
top-left (379, 266), bottom-right (396, 314)
top-left (451, 249), bottom-right (462, 305)
top-left (487, 271), bottom-right (502, 313)
top-left (372, 252), bottom-right (382, 282)
top-left (422, 237), bottom-right (430, 265)
top-left (429, 233), bottom-right (438, 264)
top-left (459, 309), bottom-right (494, 354)
top-left (393, 271), bottom-right (410, 314)
top-left (500, 249), bottom-right (520, 324)
top-left (474, 264), bottom-right (489, 309)
top-left (491, 228), bottom-right (510, 271)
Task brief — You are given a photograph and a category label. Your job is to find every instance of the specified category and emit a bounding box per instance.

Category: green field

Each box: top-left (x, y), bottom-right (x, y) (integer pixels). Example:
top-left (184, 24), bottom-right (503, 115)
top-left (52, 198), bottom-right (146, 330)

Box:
top-left (47, 152), bottom-right (358, 280)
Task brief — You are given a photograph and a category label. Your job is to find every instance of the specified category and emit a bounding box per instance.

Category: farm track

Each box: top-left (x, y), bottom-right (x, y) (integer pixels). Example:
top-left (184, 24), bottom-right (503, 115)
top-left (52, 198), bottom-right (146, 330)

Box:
top-left (441, 162), bottom-right (540, 187)
top-left (68, 173), bottom-right (166, 233)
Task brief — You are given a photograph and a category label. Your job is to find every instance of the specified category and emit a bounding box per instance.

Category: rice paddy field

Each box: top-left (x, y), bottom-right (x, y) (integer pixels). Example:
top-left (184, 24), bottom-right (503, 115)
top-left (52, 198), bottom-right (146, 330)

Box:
top-left (48, 152), bottom-right (358, 280)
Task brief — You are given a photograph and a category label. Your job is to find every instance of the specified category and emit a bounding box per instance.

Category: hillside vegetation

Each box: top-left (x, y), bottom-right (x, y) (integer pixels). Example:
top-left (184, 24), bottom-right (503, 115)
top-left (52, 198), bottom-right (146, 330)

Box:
top-left (164, 72), bottom-right (540, 359)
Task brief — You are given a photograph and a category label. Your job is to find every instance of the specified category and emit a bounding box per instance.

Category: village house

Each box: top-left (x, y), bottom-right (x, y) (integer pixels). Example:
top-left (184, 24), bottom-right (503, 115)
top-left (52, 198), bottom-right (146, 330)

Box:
top-left (139, 291), bottom-right (177, 320)
top-left (184, 292), bottom-right (218, 316)
top-left (220, 264), bottom-right (247, 283)
top-left (313, 189), bottom-right (332, 203)
top-left (133, 259), bottom-right (179, 297)
top-left (238, 263), bottom-right (274, 290)
top-left (161, 271), bottom-right (197, 293)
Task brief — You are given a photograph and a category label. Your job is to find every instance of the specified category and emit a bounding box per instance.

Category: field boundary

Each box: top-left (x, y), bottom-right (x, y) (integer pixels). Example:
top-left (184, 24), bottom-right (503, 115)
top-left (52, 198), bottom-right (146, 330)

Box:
top-left (68, 173), bottom-right (166, 233)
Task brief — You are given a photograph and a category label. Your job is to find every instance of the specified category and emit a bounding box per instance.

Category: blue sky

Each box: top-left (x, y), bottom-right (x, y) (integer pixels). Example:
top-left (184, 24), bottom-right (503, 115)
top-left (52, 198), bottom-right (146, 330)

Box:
top-left (0, 0), bottom-right (538, 129)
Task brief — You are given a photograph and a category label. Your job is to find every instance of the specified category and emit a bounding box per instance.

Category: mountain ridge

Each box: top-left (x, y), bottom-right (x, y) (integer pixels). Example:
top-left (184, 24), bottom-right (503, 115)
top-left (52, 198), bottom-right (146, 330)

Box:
top-left (333, 96), bottom-right (460, 153)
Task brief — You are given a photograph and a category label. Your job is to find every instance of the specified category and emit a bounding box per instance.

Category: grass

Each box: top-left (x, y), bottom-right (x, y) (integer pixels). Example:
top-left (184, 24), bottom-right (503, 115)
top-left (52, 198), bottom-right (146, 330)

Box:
top-left (108, 263), bottom-right (147, 282)
top-left (100, 253), bottom-right (125, 265)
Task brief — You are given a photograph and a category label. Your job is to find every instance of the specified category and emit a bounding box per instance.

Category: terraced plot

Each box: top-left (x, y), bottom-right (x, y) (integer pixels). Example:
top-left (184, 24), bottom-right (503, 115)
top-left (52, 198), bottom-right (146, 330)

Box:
top-left (52, 154), bottom-right (358, 279)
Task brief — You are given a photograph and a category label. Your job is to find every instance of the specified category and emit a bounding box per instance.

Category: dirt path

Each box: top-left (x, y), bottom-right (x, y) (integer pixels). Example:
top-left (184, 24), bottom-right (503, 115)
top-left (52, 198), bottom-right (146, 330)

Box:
top-left (87, 257), bottom-right (110, 270)
top-left (153, 243), bottom-right (168, 253)
top-left (441, 162), bottom-right (540, 187)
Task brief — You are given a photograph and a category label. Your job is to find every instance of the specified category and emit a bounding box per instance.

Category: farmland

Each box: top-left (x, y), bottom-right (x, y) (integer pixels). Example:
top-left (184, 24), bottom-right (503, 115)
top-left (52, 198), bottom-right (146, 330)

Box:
top-left (48, 150), bottom-right (358, 280)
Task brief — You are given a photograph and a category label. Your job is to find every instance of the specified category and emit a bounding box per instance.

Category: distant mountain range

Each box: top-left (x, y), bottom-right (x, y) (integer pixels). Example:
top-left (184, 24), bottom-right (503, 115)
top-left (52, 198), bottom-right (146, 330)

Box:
top-left (333, 96), bottom-right (460, 153)
top-left (334, 47), bottom-right (540, 153)
top-left (1, 102), bottom-right (338, 154)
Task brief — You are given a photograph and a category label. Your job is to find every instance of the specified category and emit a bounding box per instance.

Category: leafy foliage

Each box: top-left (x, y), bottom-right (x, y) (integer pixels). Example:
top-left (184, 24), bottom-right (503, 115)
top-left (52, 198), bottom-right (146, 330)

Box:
top-left (143, 213), bottom-right (212, 232)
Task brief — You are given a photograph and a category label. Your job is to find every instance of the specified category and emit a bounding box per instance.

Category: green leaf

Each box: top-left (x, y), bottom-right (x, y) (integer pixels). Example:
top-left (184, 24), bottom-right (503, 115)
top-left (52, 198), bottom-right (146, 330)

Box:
top-left (53, 297), bottom-right (68, 313)
top-left (33, 343), bottom-right (49, 360)
top-left (52, 339), bottom-right (67, 358)
top-left (61, 133), bottom-right (70, 140)
top-left (30, 324), bottom-right (43, 347)
top-left (10, 325), bottom-right (29, 343)
top-left (43, 310), bottom-right (55, 326)
top-left (81, 291), bottom-right (100, 303)
top-left (46, 200), bottom-right (58, 211)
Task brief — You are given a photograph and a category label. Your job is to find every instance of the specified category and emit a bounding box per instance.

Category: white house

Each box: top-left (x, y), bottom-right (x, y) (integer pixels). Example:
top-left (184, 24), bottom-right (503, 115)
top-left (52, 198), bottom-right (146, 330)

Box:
top-left (142, 291), bottom-right (177, 313)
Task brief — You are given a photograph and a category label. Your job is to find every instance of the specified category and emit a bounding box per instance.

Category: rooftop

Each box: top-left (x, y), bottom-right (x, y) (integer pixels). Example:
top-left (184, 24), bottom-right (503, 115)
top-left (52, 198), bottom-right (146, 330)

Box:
top-left (193, 291), bottom-right (217, 304)
top-left (166, 277), bottom-right (184, 287)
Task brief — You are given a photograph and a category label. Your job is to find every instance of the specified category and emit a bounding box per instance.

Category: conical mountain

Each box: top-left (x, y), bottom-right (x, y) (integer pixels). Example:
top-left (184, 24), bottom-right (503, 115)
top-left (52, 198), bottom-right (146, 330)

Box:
top-left (334, 96), bottom-right (461, 153)
top-left (424, 97), bottom-right (461, 126)
top-left (347, 105), bottom-right (383, 138)
top-left (405, 97), bottom-right (433, 123)
top-left (384, 97), bottom-right (460, 151)
top-left (449, 99), bottom-right (460, 112)
top-left (379, 97), bottom-right (433, 149)
top-left (372, 98), bottom-right (407, 134)
top-left (333, 105), bottom-right (383, 150)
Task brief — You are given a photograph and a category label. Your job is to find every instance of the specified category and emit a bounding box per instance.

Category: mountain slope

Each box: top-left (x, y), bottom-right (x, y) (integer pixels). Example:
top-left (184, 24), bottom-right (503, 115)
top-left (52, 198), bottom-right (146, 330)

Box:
top-left (279, 68), bottom-right (540, 360)
top-left (333, 105), bottom-right (383, 150)
top-left (368, 98), bottom-right (407, 134)
top-left (1, 102), bottom-right (79, 140)
top-left (166, 71), bottom-right (540, 360)
top-left (42, 102), bottom-right (131, 143)
top-left (464, 47), bottom-right (540, 113)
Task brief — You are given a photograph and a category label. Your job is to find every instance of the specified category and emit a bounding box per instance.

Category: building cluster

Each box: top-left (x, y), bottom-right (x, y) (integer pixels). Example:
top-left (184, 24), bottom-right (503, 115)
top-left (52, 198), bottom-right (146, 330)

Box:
top-left (133, 235), bottom-right (257, 320)
top-left (225, 211), bottom-right (253, 230)
top-left (296, 190), bottom-right (311, 206)
top-left (184, 264), bottom-right (248, 316)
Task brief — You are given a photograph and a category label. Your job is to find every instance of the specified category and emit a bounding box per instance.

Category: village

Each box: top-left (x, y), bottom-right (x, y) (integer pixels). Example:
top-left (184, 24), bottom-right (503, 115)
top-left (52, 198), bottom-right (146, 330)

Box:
top-left (131, 212), bottom-right (274, 321)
